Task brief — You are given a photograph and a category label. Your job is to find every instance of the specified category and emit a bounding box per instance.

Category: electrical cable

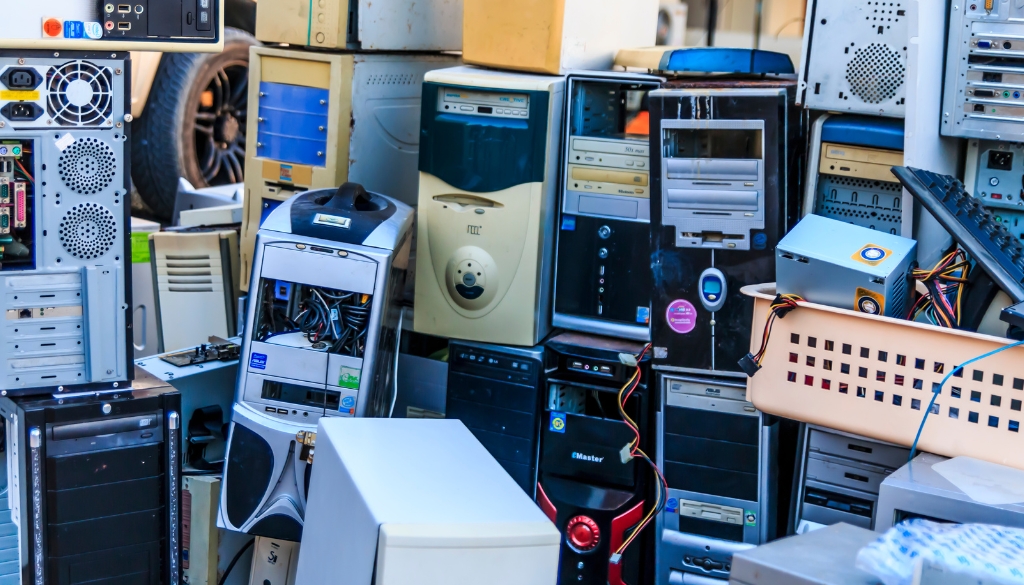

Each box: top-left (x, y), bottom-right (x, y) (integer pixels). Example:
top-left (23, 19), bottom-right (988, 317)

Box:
top-left (217, 538), bottom-right (255, 585)
top-left (908, 249), bottom-right (969, 329)
top-left (908, 338), bottom-right (1024, 461)
top-left (611, 343), bottom-right (667, 564)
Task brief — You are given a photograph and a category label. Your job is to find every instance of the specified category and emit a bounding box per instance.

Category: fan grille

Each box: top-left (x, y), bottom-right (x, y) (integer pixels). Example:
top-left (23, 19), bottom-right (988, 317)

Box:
top-left (58, 138), bottom-right (117, 195)
top-left (846, 43), bottom-right (906, 104)
top-left (46, 60), bottom-right (113, 126)
top-left (59, 203), bottom-right (117, 260)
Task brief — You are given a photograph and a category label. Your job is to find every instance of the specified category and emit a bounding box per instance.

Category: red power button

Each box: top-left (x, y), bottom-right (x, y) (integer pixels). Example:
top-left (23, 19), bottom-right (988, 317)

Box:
top-left (566, 515), bottom-right (600, 552)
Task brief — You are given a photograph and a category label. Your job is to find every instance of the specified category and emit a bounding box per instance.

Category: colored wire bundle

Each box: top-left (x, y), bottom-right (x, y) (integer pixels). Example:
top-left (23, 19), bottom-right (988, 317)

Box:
top-left (906, 249), bottom-right (970, 328)
top-left (750, 294), bottom-right (804, 367)
top-left (257, 281), bottom-right (373, 357)
top-left (611, 343), bottom-right (668, 563)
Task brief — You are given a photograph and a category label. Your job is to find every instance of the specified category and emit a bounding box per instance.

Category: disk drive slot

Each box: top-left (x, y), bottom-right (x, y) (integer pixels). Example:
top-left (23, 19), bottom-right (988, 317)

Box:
top-left (261, 379), bottom-right (340, 411)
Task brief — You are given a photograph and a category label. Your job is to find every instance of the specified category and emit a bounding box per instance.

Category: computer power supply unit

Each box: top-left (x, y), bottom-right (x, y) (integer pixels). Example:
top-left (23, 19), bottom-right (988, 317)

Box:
top-left (221, 184), bottom-right (412, 541)
top-left (777, 214), bottom-right (916, 317)
top-left (963, 140), bottom-right (1024, 240)
top-left (798, 0), bottom-right (908, 117)
top-left (240, 46), bottom-right (459, 291)
top-left (0, 51), bottom-right (132, 395)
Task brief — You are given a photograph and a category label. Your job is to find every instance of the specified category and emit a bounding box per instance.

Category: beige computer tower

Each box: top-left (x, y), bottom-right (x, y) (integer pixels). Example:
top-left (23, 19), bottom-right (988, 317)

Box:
top-left (150, 230), bottom-right (240, 352)
top-left (255, 0), bottom-right (462, 51)
top-left (240, 46), bottom-right (460, 291)
top-left (414, 67), bottom-right (564, 346)
top-left (250, 538), bottom-right (300, 585)
top-left (462, 0), bottom-right (658, 74)
top-left (182, 476), bottom-right (221, 585)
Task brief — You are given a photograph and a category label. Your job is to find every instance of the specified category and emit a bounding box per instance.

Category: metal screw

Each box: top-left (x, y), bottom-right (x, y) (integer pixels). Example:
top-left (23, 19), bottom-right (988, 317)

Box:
top-left (17, 58), bottom-right (24, 65)
top-left (124, 114), bottom-right (133, 123)
top-left (114, 68), bottom-right (122, 75)
top-left (59, 399), bottom-right (64, 404)
top-left (46, 120), bottom-right (52, 125)
top-left (113, 381), bottom-right (119, 387)
top-left (115, 122), bottom-right (122, 128)
top-left (317, 151), bottom-right (323, 157)
top-left (102, 404), bottom-right (112, 414)
top-left (54, 52), bottom-right (59, 57)
top-left (107, 369), bottom-right (113, 375)
top-left (0, 122), bottom-right (6, 129)
top-left (257, 142), bottom-right (263, 148)
top-left (111, 53), bottom-right (117, 58)
top-left (259, 92), bottom-right (265, 97)
top-left (320, 99), bottom-right (326, 105)
top-left (318, 126), bottom-right (325, 131)
top-left (58, 386), bottom-right (64, 392)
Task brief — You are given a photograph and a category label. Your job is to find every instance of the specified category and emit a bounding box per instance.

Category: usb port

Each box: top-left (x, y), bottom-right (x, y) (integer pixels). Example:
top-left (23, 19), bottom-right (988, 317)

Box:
top-left (117, 21), bottom-right (131, 30)
top-left (277, 408), bottom-right (289, 414)
top-left (265, 407), bottom-right (275, 413)
top-left (117, 4), bottom-right (131, 12)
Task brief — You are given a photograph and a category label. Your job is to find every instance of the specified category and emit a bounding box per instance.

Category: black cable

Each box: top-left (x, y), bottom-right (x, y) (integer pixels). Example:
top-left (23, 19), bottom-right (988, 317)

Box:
top-left (217, 538), bottom-right (255, 585)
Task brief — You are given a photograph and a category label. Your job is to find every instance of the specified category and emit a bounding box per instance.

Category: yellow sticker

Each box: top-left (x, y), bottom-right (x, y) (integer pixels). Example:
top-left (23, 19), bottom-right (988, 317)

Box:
top-left (131, 232), bottom-right (151, 264)
top-left (0, 91), bottom-right (40, 102)
top-left (855, 288), bottom-right (885, 315)
top-left (851, 244), bottom-right (892, 266)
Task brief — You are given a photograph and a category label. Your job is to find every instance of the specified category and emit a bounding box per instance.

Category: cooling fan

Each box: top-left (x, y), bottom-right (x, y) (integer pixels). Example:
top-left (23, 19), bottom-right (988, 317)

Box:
top-left (46, 60), bottom-right (114, 126)
top-left (58, 137), bottom-right (117, 195)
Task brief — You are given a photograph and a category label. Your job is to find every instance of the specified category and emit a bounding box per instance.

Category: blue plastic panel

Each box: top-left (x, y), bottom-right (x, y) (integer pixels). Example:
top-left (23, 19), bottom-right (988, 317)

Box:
top-left (661, 48), bottom-right (794, 75)
top-left (821, 115), bottom-right (905, 151)
top-left (260, 198), bottom-right (285, 225)
top-left (257, 82), bottom-right (330, 166)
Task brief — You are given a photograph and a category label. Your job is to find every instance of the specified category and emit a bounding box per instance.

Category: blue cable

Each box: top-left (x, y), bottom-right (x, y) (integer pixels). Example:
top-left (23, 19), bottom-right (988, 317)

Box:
top-left (909, 338), bottom-right (1024, 461)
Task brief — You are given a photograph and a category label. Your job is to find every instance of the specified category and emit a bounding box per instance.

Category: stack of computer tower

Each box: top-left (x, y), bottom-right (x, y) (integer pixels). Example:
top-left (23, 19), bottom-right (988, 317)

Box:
top-left (238, 0), bottom-right (464, 289)
top-left (0, 10), bottom-right (224, 576)
top-left (410, 3), bottom-right (663, 585)
top-left (611, 47), bottom-right (805, 584)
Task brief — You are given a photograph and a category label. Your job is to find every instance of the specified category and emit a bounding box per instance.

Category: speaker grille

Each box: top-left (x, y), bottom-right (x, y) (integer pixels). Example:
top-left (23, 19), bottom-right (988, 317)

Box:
top-left (59, 203), bottom-right (117, 260)
top-left (58, 138), bottom-right (117, 195)
top-left (846, 43), bottom-right (905, 104)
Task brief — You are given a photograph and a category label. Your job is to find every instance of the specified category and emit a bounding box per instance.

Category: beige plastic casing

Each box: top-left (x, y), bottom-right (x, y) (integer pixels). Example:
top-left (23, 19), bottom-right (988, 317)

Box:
top-left (414, 67), bottom-right (563, 347)
top-left (241, 47), bottom-right (352, 291)
top-left (744, 283), bottom-right (1024, 469)
top-left (256, 0), bottom-right (350, 48)
top-left (819, 142), bottom-right (904, 183)
top-left (462, 0), bottom-right (658, 74)
top-left (0, 2), bottom-right (224, 52)
top-left (150, 230), bottom-right (240, 352)
top-left (182, 476), bottom-right (221, 585)
top-left (374, 523), bottom-right (560, 585)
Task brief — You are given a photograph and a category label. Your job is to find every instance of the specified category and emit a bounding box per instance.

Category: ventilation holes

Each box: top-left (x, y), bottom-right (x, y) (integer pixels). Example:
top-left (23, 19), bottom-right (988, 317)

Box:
top-left (846, 43), bottom-right (906, 104)
top-left (46, 60), bottom-right (114, 126)
top-left (366, 73), bottom-right (415, 86)
top-left (58, 203), bottom-right (117, 260)
top-left (58, 137), bottom-right (116, 194)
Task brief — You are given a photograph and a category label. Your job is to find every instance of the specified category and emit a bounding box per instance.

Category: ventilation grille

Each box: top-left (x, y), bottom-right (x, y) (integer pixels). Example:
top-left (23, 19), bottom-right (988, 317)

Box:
top-left (46, 60), bottom-right (114, 126)
top-left (892, 271), bottom-right (909, 318)
top-left (816, 176), bottom-right (903, 234)
top-left (846, 43), bottom-right (905, 104)
top-left (59, 203), bottom-right (117, 260)
top-left (58, 138), bottom-right (117, 195)
top-left (365, 73), bottom-right (415, 86)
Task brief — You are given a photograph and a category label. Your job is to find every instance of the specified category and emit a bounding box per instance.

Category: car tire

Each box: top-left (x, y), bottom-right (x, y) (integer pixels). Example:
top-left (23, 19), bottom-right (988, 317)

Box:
top-left (132, 27), bottom-right (258, 219)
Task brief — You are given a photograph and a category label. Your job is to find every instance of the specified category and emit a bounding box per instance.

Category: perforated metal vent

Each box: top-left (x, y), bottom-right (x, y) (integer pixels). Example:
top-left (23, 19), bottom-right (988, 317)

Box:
top-left (846, 44), bottom-right (905, 104)
top-left (816, 176), bottom-right (903, 234)
top-left (46, 60), bottom-right (114, 126)
top-left (58, 138), bottom-right (117, 194)
top-left (59, 203), bottom-right (117, 260)
top-left (366, 73), bottom-right (415, 85)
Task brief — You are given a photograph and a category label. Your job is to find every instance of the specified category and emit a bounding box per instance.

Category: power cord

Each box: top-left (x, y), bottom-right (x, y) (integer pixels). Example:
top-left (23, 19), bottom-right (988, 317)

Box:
top-left (217, 538), bottom-right (255, 585)
top-left (909, 338), bottom-right (1024, 461)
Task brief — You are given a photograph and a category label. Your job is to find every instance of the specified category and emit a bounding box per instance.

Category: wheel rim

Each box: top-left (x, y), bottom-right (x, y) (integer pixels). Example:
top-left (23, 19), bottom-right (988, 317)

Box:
top-left (193, 58), bottom-right (248, 186)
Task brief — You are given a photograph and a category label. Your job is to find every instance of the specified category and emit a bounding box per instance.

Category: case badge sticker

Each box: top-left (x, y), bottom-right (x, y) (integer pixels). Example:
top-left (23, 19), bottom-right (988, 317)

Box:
top-left (636, 306), bottom-right (651, 324)
top-left (279, 164), bottom-right (293, 182)
top-left (250, 353), bottom-right (268, 370)
top-left (666, 299), bottom-right (697, 334)
top-left (666, 498), bottom-right (678, 513)
top-left (340, 396), bottom-right (356, 413)
top-left (745, 511), bottom-right (757, 527)
top-left (339, 367), bottom-right (360, 389)
top-left (549, 411), bottom-right (567, 433)
top-left (852, 244), bottom-right (892, 266)
top-left (855, 287), bottom-right (885, 315)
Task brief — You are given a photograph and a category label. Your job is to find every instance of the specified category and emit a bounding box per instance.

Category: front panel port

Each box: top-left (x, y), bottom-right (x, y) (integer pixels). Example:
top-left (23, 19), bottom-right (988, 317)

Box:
top-left (117, 4), bottom-right (131, 12)
top-left (0, 103), bottom-right (43, 122)
top-left (117, 21), bottom-right (131, 30)
top-left (0, 68), bottom-right (41, 90)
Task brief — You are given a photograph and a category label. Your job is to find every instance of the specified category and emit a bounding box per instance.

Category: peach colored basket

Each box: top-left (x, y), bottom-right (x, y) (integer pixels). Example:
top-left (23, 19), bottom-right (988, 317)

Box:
top-left (743, 283), bottom-right (1024, 470)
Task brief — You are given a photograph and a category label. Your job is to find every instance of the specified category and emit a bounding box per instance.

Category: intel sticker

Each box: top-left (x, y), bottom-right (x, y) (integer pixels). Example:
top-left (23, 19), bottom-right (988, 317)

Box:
top-left (84, 22), bottom-right (103, 39)
top-left (340, 396), bottom-right (356, 409)
top-left (666, 498), bottom-right (678, 513)
top-left (63, 20), bottom-right (84, 38)
top-left (745, 511), bottom-right (757, 526)
top-left (561, 215), bottom-right (576, 231)
top-left (549, 411), bottom-right (566, 433)
top-left (249, 352), bottom-right (267, 370)
top-left (636, 306), bottom-right (651, 324)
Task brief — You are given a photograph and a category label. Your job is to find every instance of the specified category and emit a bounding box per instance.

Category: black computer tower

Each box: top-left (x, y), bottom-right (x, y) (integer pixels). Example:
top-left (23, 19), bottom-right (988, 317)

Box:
top-left (538, 333), bottom-right (654, 585)
top-left (0, 382), bottom-right (181, 584)
top-left (649, 79), bottom-right (803, 376)
top-left (446, 341), bottom-right (546, 496)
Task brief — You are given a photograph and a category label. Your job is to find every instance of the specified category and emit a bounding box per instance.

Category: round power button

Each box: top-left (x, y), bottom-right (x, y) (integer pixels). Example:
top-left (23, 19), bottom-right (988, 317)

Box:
top-left (566, 516), bottom-right (600, 552)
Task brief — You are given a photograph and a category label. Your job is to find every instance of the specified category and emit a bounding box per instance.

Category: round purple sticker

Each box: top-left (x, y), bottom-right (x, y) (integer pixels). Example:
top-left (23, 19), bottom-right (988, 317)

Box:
top-left (666, 299), bottom-right (698, 334)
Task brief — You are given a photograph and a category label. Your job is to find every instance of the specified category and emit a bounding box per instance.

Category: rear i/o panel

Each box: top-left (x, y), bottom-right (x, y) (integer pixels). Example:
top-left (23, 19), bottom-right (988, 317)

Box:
top-left (0, 52), bottom-right (131, 395)
top-left (942, 0), bottom-right (1024, 139)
